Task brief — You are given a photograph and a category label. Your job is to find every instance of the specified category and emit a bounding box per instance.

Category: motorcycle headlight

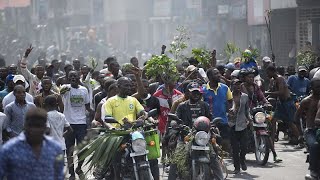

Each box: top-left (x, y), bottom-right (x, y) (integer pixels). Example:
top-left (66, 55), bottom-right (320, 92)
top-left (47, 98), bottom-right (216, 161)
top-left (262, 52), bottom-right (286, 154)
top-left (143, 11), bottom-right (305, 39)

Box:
top-left (255, 112), bottom-right (266, 124)
top-left (195, 131), bottom-right (209, 146)
top-left (132, 138), bottom-right (147, 153)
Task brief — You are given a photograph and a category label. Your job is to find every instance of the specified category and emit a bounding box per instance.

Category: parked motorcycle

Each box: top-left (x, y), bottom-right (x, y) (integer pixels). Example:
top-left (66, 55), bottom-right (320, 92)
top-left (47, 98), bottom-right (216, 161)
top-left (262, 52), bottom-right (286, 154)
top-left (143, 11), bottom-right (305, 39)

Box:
top-left (102, 109), bottom-right (159, 180)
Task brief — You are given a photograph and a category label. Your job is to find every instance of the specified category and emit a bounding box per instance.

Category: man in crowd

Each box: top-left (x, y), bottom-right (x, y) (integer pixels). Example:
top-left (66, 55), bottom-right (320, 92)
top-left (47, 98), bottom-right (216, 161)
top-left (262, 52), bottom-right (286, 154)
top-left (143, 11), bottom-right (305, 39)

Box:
top-left (60, 70), bottom-right (93, 179)
top-left (287, 66), bottom-right (310, 97)
top-left (20, 45), bottom-right (45, 96)
top-left (0, 108), bottom-right (64, 180)
top-left (265, 65), bottom-right (300, 144)
top-left (229, 79), bottom-right (250, 174)
top-left (44, 95), bottom-right (72, 153)
top-left (176, 82), bottom-right (211, 128)
top-left (4, 85), bottom-right (36, 138)
top-left (103, 77), bottom-right (146, 129)
top-left (34, 77), bottom-right (64, 112)
top-left (296, 78), bottom-right (320, 179)
top-left (203, 67), bottom-right (233, 152)
top-left (2, 75), bottom-right (34, 108)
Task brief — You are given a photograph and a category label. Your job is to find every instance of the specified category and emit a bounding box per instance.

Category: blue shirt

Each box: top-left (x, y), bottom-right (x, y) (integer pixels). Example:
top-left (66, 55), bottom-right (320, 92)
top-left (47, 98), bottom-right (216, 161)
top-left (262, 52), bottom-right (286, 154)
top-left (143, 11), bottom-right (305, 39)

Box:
top-left (4, 101), bottom-right (36, 135)
top-left (0, 133), bottom-right (64, 180)
top-left (240, 61), bottom-right (257, 69)
top-left (202, 83), bottom-right (233, 124)
top-left (287, 75), bottom-right (310, 97)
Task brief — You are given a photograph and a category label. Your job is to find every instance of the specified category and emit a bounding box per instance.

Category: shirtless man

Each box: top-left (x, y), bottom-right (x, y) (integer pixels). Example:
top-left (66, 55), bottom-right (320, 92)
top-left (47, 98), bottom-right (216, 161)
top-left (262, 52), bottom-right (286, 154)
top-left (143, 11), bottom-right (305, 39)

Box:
top-left (265, 65), bottom-right (300, 144)
top-left (298, 78), bottom-right (320, 179)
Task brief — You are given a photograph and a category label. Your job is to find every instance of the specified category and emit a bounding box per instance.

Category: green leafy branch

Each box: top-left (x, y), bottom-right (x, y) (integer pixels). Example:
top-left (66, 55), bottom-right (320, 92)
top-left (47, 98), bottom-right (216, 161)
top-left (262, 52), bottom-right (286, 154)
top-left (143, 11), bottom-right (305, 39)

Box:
top-left (191, 47), bottom-right (212, 69)
top-left (169, 26), bottom-right (190, 61)
top-left (145, 55), bottom-right (179, 82)
top-left (296, 50), bottom-right (317, 66)
top-left (224, 42), bottom-right (240, 62)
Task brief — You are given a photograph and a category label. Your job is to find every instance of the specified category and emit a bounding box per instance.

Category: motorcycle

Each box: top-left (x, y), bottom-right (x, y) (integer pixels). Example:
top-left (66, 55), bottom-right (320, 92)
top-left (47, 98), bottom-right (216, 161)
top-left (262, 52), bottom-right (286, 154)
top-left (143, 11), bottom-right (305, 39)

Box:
top-left (102, 109), bottom-right (159, 180)
top-left (167, 114), bottom-right (226, 180)
top-left (250, 105), bottom-right (271, 165)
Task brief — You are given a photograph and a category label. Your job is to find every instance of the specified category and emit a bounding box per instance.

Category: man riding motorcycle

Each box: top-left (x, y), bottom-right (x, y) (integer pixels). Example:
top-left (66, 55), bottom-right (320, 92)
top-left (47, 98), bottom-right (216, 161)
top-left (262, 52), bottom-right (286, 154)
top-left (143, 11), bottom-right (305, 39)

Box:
top-left (102, 77), bottom-right (149, 179)
top-left (168, 82), bottom-right (224, 180)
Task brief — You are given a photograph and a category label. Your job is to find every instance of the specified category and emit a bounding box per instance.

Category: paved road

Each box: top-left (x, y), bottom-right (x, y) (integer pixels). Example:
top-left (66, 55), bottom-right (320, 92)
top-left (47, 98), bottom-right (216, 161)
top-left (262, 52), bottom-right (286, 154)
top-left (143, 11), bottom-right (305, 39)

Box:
top-left (68, 134), bottom-right (309, 180)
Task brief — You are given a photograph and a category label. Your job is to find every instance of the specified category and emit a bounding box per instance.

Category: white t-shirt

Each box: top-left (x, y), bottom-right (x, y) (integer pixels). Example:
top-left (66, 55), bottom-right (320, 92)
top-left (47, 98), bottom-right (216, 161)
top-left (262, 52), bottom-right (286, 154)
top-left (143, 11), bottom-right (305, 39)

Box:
top-left (2, 92), bottom-right (34, 109)
top-left (0, 112), bottom-right (7, 146)
top-left (61, 84), bottom-right (90, 124)
top-left (47, 110), bottom-right (70, 150)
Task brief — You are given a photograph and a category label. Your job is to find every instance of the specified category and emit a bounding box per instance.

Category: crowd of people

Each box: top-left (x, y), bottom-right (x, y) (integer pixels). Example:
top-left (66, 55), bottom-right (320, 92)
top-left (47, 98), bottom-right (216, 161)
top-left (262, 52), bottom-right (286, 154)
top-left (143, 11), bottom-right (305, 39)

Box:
top-left (0, 42), bottom-right (319, 180)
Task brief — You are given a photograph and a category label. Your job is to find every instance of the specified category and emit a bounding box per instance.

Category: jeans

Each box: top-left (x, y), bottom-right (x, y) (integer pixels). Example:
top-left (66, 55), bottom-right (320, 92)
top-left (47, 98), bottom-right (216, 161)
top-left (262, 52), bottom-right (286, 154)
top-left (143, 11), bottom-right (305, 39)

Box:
top-left (231, 127), bottom-right (248, 170)
top-left (305, 129), bottom-right (320, 172)
top-left (65, 124), bottom-right (87, 175)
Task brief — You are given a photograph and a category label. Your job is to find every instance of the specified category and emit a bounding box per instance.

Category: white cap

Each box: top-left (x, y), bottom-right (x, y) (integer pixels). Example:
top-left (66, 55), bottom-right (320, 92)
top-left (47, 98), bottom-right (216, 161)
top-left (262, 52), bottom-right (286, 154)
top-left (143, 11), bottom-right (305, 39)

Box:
top-left (13, 74), bottom-right (26, 83)
top-left (262, 56), bottom-right (271, 63)
top-left (231, 70), bottom-right (240, 77)
top-left (13, 74), bottom-right (29, 89)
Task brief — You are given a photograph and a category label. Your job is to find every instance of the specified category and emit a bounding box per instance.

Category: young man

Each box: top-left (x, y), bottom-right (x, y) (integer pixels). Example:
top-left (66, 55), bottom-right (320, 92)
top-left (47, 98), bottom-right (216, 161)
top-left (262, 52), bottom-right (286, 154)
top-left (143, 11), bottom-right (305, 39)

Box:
top-left (103, 77), bottom-right (146, 129)
top-left (60, 70), bottom-right (93, 179)
top-left (170, 82), bottom-right (223, 180)
top-left (34, 77), bottom-right (64, 112)
top-left (4, 85), bottom-right (36, 138)
top-left (153, 78), bottom-right (183, 135)
top-left (265, 65), bottom-right (300, 144)
top-left (287, 66), bottom-right (310, 97)
top-left (203, 67), bottom-right (233, 152)
top-left (2, 75), bottom-right (34, 108)
top-left (296, 78), bottom-right (320, 179)
top-left (229, 79), bottom-right (250, 174)
top-left (0, 108), bottom-right (64, 180)
top-left (241, 69), bottom-right (269, 108)
top-left (44, 95), bottom-right (72, 152)
top-left (20, 45), bottom-right (45, 96)
top-left (176, 82), bottom-right (211, 128)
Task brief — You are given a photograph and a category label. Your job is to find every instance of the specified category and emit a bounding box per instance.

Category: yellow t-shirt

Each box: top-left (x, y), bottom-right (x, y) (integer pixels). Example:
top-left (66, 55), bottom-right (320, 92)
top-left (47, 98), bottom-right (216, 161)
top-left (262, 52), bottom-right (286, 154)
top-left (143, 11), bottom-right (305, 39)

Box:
top-left (104, 95), bottom-right (144, 127)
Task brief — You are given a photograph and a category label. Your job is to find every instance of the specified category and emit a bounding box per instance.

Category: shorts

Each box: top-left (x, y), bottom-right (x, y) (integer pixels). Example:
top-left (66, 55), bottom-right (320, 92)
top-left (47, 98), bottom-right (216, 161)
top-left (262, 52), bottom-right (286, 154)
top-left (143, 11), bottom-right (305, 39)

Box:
top-left (274, 99), bottom-right (296, 123)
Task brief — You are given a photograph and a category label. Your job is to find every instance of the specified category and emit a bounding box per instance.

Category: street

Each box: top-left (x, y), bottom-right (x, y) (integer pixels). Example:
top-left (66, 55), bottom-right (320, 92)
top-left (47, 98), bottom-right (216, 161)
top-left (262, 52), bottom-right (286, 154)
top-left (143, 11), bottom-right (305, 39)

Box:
top-left (75, 133), bottom-right (308, 180)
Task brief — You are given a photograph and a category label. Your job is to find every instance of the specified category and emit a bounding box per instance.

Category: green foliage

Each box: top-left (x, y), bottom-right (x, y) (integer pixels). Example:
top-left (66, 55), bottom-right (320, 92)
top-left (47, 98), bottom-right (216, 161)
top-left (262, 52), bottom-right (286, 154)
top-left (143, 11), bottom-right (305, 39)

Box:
top-left (296, 50), bottom-right (317, 66)
top-left (191, 47), bottom-right (212, 68)
top-left (89, 57), bottom-right (98, 70)
top-left (169, 26), bottom-right (190, 61)
top-left (170, 143), bottom-right (190, 177)
top-left (224, 42), bottom-right (240, 61)
top-left (77, 130), bottom-right (130, 175)
top-left (145, 55), bottom-right (179, 82)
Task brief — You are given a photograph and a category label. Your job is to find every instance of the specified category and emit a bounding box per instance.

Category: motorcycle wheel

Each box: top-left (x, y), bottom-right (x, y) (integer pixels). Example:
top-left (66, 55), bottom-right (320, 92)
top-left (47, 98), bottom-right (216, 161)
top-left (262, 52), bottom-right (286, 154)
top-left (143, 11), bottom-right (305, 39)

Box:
top-left (255, 135), bottom-right (270, 165)
top-left (138, 169), bottom-right (154, 180)
top-left (192, 163), bottom-right (210, 180)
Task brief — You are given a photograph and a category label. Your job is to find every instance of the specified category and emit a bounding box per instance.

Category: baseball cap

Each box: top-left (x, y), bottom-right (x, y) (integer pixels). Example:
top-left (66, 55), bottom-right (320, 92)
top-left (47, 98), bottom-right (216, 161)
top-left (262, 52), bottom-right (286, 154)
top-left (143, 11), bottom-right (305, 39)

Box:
top-left (13, 74), bottom-right (26, 83)
top-left (231, 69), bottom-right (240, 77)
top-left (262, 56), bottom-right (271, 63)
top-left (6, 74), bottom-right (14, 83)
top-left (298, 66), bottom-right (307, 72)
top-left (187, 82), bottom-right (201, 92)
top-left (225, 63), bottom-right (235, 70)
top-left (186, 65), bottom-right (197, 73)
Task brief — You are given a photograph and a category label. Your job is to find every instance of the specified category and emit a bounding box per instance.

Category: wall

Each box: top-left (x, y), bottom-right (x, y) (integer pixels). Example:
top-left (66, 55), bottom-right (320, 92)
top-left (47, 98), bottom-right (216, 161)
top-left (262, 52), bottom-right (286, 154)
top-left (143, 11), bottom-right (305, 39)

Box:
top-left (271, 9), bottom-right (296, 66)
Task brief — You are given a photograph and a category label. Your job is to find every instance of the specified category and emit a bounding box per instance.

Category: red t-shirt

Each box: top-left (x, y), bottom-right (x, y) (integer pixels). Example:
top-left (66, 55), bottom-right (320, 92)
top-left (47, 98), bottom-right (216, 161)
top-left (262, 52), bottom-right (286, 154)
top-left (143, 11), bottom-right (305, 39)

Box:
top-left (153, 89), bottom-right (183, 134)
